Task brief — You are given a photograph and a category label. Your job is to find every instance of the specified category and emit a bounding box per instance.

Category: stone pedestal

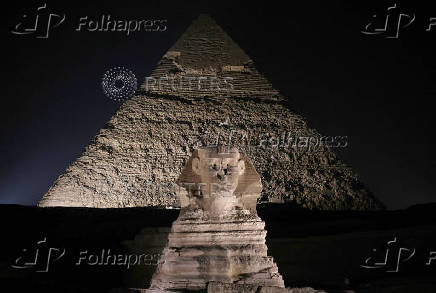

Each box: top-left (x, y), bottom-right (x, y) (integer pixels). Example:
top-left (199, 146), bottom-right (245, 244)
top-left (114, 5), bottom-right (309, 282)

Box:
top-left (148, 210), bottom-right (284, 291)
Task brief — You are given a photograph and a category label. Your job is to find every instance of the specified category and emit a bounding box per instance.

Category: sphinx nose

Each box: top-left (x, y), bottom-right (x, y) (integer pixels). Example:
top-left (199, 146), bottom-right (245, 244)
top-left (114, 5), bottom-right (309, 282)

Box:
top-left (217, 170), bottom-right (225, 180)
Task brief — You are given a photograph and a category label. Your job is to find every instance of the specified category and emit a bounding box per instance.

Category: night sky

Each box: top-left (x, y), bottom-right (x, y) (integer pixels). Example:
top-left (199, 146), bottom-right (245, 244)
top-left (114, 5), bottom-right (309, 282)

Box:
top-left (1, 0), bottom-right (435, 209)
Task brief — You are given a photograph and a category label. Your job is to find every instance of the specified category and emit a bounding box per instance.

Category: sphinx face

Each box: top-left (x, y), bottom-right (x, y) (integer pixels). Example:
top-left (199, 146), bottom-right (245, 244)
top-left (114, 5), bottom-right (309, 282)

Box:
top-left (192, 149), bottom-right (245, 195)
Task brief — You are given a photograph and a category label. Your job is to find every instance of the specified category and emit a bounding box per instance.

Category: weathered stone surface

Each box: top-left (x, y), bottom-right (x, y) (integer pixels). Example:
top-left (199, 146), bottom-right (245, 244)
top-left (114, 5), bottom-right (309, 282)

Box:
top-left (207, 281), bottom-right (258, 293)
top-left (284, 288), bottom-right (326, 293)
top-left (206, 282), bottom-right (327, 293)
top-left (38, 15), bottom-right (383, 210)
top-left (146, 147), bottom-right (284, 292)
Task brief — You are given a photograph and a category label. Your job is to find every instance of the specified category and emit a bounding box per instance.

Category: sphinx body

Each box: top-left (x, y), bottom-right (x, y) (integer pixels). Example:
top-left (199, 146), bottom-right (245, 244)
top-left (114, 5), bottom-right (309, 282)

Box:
top-left (147, 146), bottom-right (284, 292)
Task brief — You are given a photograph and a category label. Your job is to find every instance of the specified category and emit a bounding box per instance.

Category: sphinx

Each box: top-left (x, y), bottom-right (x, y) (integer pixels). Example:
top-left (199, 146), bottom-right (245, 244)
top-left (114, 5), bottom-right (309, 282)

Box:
top-left (147, 146), bottom-right (284, 292)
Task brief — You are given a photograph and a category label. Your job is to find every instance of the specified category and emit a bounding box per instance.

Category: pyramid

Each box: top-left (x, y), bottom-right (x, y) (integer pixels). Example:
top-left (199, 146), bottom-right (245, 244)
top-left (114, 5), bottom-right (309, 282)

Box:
top-left (38, 15), bottom-right (383, 210)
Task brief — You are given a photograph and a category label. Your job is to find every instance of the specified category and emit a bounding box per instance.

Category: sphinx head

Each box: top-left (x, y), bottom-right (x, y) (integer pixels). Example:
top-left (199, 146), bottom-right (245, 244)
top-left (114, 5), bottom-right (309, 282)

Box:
top-left (176, 146), bottom-right (262, 213)
top-left (191, 145), bottom-right (245, 194)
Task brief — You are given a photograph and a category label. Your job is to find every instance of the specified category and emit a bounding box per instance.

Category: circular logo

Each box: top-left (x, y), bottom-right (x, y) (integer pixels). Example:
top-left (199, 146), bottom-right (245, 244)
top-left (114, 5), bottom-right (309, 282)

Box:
top-left (102, 66), bottom-right (137, 102)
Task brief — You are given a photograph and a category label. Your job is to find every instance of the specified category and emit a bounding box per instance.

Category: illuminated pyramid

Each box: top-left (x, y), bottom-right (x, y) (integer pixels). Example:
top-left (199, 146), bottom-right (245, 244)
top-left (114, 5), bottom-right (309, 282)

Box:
top-left (38, 15), bottom-right (383, 210)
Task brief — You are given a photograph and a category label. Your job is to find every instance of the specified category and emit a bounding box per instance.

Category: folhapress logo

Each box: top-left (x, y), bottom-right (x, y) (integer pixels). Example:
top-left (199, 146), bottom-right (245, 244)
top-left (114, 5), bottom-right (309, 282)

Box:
top-left (11, 237), bottom-right (65, 273)
top-left (362, 3), bottom-right (436, 38)
top-left (361, 237), bottom-right (435, 272)
top-left (11, 3), bottom-right (65, 39)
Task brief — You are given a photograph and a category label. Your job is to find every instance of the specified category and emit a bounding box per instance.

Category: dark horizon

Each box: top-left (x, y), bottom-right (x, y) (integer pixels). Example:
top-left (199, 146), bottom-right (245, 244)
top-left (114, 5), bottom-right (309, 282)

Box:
top-left (2, 0), bottom-right (436, 209)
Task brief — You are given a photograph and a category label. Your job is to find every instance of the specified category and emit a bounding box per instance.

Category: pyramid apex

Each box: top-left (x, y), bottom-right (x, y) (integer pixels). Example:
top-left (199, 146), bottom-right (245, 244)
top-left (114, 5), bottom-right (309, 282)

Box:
top-left (167, 13), bottom-right (251, 69)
